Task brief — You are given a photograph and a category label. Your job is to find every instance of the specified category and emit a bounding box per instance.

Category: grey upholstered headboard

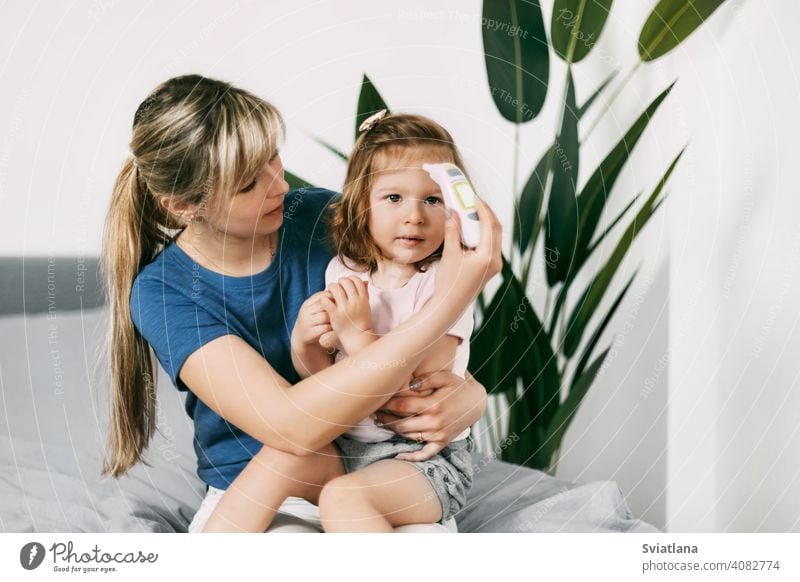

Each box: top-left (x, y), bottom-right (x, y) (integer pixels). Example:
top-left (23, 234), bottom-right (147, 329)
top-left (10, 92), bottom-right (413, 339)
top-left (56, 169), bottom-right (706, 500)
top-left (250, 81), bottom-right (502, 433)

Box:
top-left (0, 257), bottom-right (103, 315)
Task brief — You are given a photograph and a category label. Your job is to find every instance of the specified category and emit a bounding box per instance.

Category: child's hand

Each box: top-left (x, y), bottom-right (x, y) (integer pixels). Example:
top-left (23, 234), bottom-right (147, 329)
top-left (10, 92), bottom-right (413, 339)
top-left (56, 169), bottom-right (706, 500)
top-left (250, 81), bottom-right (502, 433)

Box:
top-left (434, 198), bottom-right (502, 303)
top-left (320, 276), bottom-right (372, 352)
top-left (291, 290), bottom-right (333, 348)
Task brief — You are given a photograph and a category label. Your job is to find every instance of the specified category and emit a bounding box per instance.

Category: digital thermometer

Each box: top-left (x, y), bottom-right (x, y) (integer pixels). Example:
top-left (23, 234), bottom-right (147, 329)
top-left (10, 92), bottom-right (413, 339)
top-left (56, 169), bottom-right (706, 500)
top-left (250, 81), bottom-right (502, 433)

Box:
top-left (422, 162), bottom-right (481, 248)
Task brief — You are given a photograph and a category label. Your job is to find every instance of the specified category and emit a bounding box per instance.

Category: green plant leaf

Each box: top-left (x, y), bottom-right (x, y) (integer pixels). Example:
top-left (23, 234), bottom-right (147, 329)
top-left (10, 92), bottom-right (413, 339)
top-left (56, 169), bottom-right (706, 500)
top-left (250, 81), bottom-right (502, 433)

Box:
top-left (563, 148), bottom-right (685, 357)
top-left (506, 263), bottom-right (561, 435)
top-left (469, 268), bottom-right (524, 396)
top-left (475, 292), bottom-right (487, 322)
top-left (514, 145), bottom-right (553, 256)
top-left (547, 84), bottom-right (673, 334)
top-left (570, 271), bottom-right (636, 388)
top-left (540, 348), bottom-right (610, 466)
top-left (312, 136), bottom-right (349, 162)
top-left (469, 257), bottom-right (559, 402)
top-left (503, 394), bottom-right (552, 468)
top-left (546, 196), bottom-right (638, 336)
top-left (470, 257), bottom-right (561, 471)
top-left (575, 82), bottom-right (674, 267)
top-left (469, 286), bottom-right (518, 396)
top-left (585, 192), bottom-right (641, 258)
top-left (516, 72), bottom-right (615, 280)
top-left (502, 397), bottom-right (533, 464)
top-left (551, 0), bottom-right (614, 64)
top-left (638, 0), bottom-right (729, 62)
top-left (519, 358), bottom-right (560, 467)
top-left (482, 0), bottom-right (549, 123)
top-left (285, 170), bottom-right (314, 191)
top-left (577, 70), bottom-right (618, 119)
top-left (355, 74), bottom-right (390, 139)
top-left (545, 70), bottom-right (580, 286)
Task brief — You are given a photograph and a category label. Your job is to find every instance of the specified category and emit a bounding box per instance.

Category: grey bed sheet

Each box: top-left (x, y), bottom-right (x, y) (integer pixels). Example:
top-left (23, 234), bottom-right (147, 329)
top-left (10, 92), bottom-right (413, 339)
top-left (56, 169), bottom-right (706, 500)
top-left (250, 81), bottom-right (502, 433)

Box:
top-left (0, 307), bottom-right (657, 533)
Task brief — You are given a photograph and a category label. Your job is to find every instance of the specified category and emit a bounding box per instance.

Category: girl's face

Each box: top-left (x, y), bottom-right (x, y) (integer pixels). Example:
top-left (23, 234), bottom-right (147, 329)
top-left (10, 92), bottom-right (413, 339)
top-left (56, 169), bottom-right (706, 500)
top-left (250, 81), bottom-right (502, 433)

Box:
top-left (203, 152), bottom-right (289, 239)
top-left (367, 150), bottom-right (449, 266)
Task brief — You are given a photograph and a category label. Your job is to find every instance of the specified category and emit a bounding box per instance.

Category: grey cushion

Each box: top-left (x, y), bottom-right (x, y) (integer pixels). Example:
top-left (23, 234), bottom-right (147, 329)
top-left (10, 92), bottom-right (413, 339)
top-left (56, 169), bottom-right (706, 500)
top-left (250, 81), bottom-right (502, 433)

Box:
top-left (0, 308), bottom-right (201, 532)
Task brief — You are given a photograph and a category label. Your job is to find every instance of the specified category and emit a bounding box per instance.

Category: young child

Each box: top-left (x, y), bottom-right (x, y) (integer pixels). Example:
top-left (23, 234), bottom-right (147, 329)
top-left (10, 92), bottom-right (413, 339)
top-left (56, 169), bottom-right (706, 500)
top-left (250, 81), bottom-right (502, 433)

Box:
top-left (202, 112), bottom-right (477, 532)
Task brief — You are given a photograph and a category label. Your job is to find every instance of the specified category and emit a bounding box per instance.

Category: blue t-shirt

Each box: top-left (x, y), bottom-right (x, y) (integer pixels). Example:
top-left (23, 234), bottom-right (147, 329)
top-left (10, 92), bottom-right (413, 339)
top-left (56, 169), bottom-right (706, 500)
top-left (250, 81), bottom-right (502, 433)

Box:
top-left (130, 188), bottom-right (339, 489)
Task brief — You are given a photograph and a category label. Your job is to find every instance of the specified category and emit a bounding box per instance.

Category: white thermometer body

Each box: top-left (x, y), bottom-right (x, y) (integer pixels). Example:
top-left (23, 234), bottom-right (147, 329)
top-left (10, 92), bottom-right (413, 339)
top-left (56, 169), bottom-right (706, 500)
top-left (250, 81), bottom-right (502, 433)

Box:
top-left (422, 163), bottom-right (481, 248)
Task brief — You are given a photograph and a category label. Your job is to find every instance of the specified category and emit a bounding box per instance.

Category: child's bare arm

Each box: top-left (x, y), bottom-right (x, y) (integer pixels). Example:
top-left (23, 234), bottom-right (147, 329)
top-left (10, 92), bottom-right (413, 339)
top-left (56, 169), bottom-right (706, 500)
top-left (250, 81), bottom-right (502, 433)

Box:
top-left (391, 335), bottom-right (462, 462)
top-left (404, 335), bottom-right (460, 396)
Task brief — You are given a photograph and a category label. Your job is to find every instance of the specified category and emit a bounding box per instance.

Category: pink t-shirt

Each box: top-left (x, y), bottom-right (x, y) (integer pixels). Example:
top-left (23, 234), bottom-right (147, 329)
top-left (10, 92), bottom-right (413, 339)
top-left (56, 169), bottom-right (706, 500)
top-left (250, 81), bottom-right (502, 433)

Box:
top-left (325, 256), bottom-right (473, 443)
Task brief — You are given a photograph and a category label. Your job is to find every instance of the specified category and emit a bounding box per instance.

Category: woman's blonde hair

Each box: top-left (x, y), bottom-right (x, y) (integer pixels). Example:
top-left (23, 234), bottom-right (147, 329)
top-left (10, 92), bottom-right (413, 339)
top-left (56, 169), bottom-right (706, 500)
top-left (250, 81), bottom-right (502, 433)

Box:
top-left (328, 113), bottom-right (468, 273)
top-left (101, 75), bottom-right (284, 478)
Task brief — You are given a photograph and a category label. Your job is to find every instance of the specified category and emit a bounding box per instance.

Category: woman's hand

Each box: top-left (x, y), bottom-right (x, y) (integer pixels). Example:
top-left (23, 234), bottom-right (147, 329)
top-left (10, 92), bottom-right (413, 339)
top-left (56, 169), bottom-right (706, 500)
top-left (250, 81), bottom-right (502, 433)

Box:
top-left (435, 197), bottom-right (503, 305)
top-left (320, 277), bottom-right (373, 354)
top-left (290, 290), bottom-right (333, 348)
top-left (374, 370), bottom-right (488, 462)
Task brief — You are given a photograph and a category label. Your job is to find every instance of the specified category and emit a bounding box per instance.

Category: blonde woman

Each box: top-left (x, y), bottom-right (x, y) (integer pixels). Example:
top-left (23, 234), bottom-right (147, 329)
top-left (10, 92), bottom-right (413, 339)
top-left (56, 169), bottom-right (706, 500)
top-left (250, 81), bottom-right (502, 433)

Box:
top-left (101, 75), bottom-right (502, 533)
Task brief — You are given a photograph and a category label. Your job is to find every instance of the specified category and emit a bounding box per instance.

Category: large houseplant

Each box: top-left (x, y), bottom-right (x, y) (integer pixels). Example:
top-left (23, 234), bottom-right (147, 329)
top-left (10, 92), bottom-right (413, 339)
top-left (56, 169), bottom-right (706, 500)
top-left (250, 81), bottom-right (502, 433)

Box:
top-left (286, 0), bottom-right (731, 473)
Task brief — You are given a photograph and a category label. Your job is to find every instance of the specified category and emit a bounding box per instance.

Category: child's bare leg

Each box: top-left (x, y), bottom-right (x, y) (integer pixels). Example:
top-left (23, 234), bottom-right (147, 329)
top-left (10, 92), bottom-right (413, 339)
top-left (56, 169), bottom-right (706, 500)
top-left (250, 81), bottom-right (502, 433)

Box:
top-left (202, 443), bottom-right (343, 532)
top-left (318, 459), bottom-right (442, 533)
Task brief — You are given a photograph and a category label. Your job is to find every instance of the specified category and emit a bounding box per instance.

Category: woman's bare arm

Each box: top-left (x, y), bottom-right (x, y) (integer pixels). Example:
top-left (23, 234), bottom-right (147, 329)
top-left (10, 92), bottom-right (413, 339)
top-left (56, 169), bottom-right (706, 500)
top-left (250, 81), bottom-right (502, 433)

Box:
top-left (181, 297), bottom-right (469, 455)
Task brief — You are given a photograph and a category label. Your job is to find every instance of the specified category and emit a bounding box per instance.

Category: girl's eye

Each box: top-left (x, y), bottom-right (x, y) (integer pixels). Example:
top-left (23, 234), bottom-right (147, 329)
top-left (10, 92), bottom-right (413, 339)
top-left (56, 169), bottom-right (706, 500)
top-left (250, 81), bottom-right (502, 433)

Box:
top-left (425, 196), bottom-right (443, 205)
top-left (386, 194), bottom-right (401, 202)
top-left (239, 179), bottom-right (257, 193)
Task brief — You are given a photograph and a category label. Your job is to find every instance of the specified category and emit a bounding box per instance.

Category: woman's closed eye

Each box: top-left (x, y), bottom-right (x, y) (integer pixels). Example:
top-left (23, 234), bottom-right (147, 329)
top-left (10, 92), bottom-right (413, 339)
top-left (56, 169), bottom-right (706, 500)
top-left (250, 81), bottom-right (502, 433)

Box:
top-left (240, 151), bottom-right (280, 194)
top-left (239, 178), bottom-right (257, 193)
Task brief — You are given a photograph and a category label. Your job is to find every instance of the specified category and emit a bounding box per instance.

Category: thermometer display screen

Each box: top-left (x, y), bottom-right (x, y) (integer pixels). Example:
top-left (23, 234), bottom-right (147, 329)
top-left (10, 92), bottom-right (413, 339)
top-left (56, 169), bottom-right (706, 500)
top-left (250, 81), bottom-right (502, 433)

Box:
top-left (454, 181), bottom-right (476, 209)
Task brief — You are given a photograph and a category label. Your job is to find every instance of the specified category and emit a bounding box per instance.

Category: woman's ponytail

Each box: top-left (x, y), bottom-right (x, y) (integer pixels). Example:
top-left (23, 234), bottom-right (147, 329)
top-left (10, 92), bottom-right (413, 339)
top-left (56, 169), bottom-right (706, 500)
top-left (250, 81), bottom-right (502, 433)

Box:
top-left (100, 74), bottom-right (285, 478)
top-left (101, 157), bottom-right (171, 478)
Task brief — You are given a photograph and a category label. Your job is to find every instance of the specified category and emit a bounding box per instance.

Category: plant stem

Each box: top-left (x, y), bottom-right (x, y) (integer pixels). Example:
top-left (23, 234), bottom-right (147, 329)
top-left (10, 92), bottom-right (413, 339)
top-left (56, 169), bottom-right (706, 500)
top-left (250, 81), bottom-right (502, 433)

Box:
top-left (521, 247), bottom-right (531, 287)
top-left (583, 61), bottom-right (641, 142)
top-left (548, 445), bottom-right (561, 476)
top-left (513, 123), bottom-right (520, 202)
top-left (512, 122), bottom-right (521, 270)
top-left (491, 393), bottom-right (504, 456)
top-left (559, 292), bottom-right (568, 351)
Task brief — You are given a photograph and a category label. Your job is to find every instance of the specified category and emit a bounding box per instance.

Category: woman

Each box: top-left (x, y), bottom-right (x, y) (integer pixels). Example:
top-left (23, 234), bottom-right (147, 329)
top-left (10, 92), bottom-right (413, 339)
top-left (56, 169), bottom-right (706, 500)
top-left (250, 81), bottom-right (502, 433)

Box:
top-left (101, 74), bottom-right (502, 532)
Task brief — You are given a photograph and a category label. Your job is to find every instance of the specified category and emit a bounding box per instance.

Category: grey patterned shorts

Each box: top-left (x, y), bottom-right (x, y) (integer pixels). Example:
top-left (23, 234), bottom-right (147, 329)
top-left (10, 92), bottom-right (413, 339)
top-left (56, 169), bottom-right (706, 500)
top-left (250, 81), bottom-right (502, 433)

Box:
top-left (333, 434), bottom-right (475, 524)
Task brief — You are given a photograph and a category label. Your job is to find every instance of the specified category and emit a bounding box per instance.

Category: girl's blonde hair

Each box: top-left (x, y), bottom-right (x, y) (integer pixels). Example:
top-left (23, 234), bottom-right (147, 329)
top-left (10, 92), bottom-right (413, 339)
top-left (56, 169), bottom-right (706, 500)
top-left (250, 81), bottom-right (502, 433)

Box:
top-left (328, 113), bottom-right (468, 273)
top-left (101, 74), bottom-right (284, 478)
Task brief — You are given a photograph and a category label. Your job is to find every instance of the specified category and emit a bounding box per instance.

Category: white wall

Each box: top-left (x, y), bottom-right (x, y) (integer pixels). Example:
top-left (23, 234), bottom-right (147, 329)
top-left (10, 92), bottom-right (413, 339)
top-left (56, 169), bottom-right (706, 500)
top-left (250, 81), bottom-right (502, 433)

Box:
top-left (665, 0), bottom-right (800, 531)
top-left (0, 0), bottom-right (795, 532)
